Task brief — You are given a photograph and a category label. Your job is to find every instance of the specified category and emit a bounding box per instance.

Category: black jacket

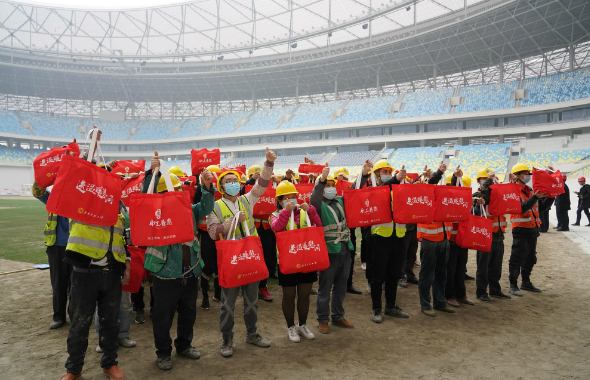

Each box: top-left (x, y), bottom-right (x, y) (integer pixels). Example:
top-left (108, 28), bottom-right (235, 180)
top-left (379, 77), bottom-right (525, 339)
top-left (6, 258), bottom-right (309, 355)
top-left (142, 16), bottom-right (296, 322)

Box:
top-left (555, 183), bottom-right (571, 212)
top-left (578, 184), bottom-right (590, 208)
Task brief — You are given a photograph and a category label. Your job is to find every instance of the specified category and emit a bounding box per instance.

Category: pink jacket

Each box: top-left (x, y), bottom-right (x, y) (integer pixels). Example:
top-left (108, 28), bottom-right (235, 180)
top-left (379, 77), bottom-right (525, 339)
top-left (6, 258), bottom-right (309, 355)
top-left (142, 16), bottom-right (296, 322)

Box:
top-left (270, 205), bottom-right (322, 232)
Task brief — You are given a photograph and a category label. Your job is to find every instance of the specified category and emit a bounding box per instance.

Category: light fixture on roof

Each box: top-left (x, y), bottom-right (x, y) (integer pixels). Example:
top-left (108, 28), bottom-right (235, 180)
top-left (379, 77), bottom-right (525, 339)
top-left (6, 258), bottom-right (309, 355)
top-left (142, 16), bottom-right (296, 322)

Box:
top-left (140, 60), bottom-right (146, 66)
top-left (362, 23), bottom-right (368, 29)
top-left (406, 6), bottom-right (411, 11)
top-left (182, 57), bottom-right (186, 62)
top-left (291, 42), bottom-right (297, 48)
top-left (217, 55), bottom-right (224, 60)
top-left (328, 31), bottom-right (333, 37)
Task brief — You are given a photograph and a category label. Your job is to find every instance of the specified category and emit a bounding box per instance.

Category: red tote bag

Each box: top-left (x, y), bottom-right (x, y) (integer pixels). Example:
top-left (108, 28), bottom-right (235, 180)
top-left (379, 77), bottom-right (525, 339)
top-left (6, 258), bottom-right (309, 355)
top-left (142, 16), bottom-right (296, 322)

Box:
top-left (46, 155), bottom-right (122, 226)
top-left (391, 183), bottom-right (436, 224)
top-left (246, 185), bottom-right (276, 221)
top-left (33, 142), bottom-right (80, 188)
top-left (111, 160), bottom-right (146, 175)
top-left (216, 215), bottom-right (269, 288)
top-left (433, 179), bottom-right (472, 222)
top-left (122, 246), bottom-right (146, 293)
top-left (191, 148), bottom-right (220, 175)
top-left (120, 174), bottom-right (145, 207)
top-left (129, 162), bottom-right (195, 246)
top-left (532, 170), bottom-right (565, 198)
top-left (488, 183), bottom-right (522, 215)
top-left (335, 180), bottom-right (352, 197)
top-left (456, 210), bottom-right (493, 253)
top-left (295, 183), bottom-right (315, 204)
top-left (298, 163), bottom-right (325, 175)
top-left (344, 173), bottom-right (393, 228)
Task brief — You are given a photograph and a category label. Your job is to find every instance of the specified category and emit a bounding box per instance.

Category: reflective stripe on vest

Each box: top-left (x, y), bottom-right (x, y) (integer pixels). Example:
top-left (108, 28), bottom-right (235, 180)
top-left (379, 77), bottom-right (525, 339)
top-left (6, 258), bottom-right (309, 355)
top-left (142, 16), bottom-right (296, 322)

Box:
top-left (66, 214), bottom-right (127, 263)
top-left (417, 222), bottom-right (452, 242)
top-left (270, 209), bottom-right (308, 231)
top-left (213, 197), bottom-right (258, 239)
top-left (510, 190), bottom-right (541, 229)
top-left (322, 200), bottom-right (350, 244)
top-left (43, 213), bottom-right (58, 246)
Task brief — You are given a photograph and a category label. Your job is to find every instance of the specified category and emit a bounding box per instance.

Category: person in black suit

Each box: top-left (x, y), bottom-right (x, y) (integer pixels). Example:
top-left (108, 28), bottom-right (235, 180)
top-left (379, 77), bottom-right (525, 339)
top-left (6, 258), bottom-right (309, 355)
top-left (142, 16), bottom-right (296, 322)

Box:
top-left (555, 175), bottom-right (571, 231)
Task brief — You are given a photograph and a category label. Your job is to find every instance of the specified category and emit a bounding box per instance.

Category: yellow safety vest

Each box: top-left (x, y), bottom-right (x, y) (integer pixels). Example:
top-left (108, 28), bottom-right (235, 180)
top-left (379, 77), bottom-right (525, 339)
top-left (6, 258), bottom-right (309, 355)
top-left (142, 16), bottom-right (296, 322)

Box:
top-left (213, 197), bottom-right (258, 238)
top-left (43, 213), bottom-right (58, 247)
top-left (371, 189), bottom-right (406, 238)
top-left (66, 213), bottom-right (127, 263)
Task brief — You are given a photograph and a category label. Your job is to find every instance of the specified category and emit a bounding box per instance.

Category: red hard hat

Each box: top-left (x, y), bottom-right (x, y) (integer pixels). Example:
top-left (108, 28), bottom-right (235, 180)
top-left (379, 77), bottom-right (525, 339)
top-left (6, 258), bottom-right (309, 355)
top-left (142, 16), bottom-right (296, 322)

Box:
top-left (579, 177), bottom-right (586, 182)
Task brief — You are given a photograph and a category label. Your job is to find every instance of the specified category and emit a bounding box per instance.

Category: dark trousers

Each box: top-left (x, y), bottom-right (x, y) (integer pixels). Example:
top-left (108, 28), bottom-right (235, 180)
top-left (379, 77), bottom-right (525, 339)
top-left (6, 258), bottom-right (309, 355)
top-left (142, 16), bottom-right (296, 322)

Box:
top-left (369, 234), bottom-right (405, 312)
top-left (362, 229), bottom-right (372, 281)
top-left (200, 230), bottom-right (221, 297)
top-left (476, 240), bottom-right (504, 297)
top-left (540, 210), bottom-right (550, 232)
top-left (131, 285), bottom-right (154, 311)
top-left (556, 208), bottom-right (569, 228)
top-left (418, 239), bottom-right (450, 310)
top-left (65, 267), bottom-right (122, 374)
top-left (47, 245), bottom-right (72, 322)
top-left (258, 225), bottom-right (277, 289)
top-left (152, 276), bottom-right (198, 358)
top-left (575, 206), bottom-right (590, 224)
top-left (445, 243), bottom-right (468, 299)
top-left (402, 229), bottom-right (418, 280)
top-left (509, 235), bottom-right (537, 285)
top-left (348, 228), bottom-right (357, 288)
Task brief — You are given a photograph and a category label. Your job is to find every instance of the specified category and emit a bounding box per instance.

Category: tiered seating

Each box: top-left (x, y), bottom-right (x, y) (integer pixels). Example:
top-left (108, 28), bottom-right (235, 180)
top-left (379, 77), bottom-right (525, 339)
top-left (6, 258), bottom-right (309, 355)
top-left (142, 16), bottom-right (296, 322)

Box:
top-left (173, 116), bottom-right (217, 138)
top-left (451, 143), bottom-right (512, 179)
top-left (334, 96), bottom-right (396, 124)
top-left (238, 107), bottom-right (294, 132)
top-left (329, 151), bottom-right (380, 167)
top-left (518, 149), bottom-right (590, 168)
top-left (21, 112), bottom-right (81, 139)
top-left (84, 120), bottom-right (137, 140)
top-left (0, 110), bottom-right (29, 135)
top-left (131, 119), bottom-right (182, 140)
top-left (0, 145), bottom-right (43, 164)
top-left (274, 153), bottom-right (326, 165)
top-left (456, 81), bottom-right (519, 113)
top-left (163, 159), bottom-right (191, 175)
top-left (394, 88), bottom-right (453, 119)
top-left (389, 146), bottom-right (444, 171)
top-left (222, 156), bottom-right (265, 168)
top-left (199, 112), bottom-right (250, 136)
top-left (281, 100), bottom-right (345, 129)
top-left (521, 69), bottom-right (590, 107)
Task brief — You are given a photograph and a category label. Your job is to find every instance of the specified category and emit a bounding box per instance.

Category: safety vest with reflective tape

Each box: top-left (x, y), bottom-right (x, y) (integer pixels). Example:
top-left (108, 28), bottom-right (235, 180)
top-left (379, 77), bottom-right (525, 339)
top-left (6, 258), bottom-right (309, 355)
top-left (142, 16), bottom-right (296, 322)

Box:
top-left (417, 222), bottom-right (453, 242)
top-left (197, 217), bottom-right (208, 231)
top-left (66, 213), bottom-right (127, 263)
top-left (254, 218), bottom-right (271, 230)
top-left (319, 197), bottom-right (354, 253)
top-left (44, 212), bottom-right (58, 246)
top-left (509, 188), bottom-right (540, 228)
top-left (270, 208), bottom-right (308, 256)
top-left (489, 214), bottom-right (507, 233)
top-left (212, 197), bottom-right (258, 239)
top-left (371, 188), bottom-right (406, 238)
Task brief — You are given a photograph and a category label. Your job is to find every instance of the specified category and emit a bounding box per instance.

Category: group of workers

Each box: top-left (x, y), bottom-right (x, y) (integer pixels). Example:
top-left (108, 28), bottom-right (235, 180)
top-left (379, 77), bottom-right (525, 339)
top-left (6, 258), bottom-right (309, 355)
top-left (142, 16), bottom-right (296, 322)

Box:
top-left (33, 133), bottom-right (588, 380)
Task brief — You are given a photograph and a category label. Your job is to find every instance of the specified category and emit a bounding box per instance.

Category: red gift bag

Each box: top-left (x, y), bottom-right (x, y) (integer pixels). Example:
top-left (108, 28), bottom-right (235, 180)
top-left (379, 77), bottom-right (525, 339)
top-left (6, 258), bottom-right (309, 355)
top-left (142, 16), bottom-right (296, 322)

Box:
top-left (456, 212), bottom-right (493, 253)
top-left (129, 163), bottom-right (195, 246)
top-left (433, 181), bottom-right (472, 222)
top-left (33, 142), bottom-right (80, 188)
top-left (295, 183), bottom-right (315, 204)
top-left (298, 163), bottom-right (325, 175)
top-left (391, 183), bottom-right (436, 224)
top-left (46, 155), bottom-right (122, 226)
top-left (488, 183), bottom-right (522, 215)
top-left (344, 173), bottom-right (393, 228)
top-left (335, 180), bottom-right (352, 197)
top-left (111, 160), bottom-right (145, 175)
top-left (216, 215), bottom-right (269, 288)
top-left (122, 246), bottom-right (146, 293)
top-left (532, 170), bottom-right (565, 198)
top-left (191, 148), bottom-right (220, 175)
top-left (120, 174), bottom-right (145, 207)
top-left (246, 185), bottom-right (276, 221)
top-left (276, 211), bottom-right (330, 274)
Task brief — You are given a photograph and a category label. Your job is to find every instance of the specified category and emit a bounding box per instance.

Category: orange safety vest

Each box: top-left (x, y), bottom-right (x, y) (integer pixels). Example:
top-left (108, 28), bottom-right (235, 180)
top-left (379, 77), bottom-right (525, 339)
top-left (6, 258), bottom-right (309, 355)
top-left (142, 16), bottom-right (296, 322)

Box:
top-left (488, 214), bottom-right (507, 233)
top-left (509, 187), bottom-right (540, 229)
top-left (254, 218), bottom-right (271, 230)
top-left (417, 221), bottom-right (453, 242)
top-left (197, 217), bottom-right (208, 231)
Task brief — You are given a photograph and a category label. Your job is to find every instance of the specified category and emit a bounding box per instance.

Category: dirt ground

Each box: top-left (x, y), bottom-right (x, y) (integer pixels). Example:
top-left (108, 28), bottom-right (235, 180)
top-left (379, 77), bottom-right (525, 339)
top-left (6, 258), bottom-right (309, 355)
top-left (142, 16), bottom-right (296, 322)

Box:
top-left (1, 228), bottom-right (589, 380)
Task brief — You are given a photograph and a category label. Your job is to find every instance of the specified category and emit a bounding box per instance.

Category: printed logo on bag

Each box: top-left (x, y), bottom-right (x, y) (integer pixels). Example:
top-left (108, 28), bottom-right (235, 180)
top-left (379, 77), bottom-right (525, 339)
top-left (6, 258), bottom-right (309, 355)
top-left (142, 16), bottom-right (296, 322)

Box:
top-left (121, 183), bottom-right (143, 199)
top-left (199, 153), bottom-right (213, 164)
top-left (288, 241), bottom-right (322, 254)
top-left (470, 226), bottom-right (491, 239)
top-left (237, 271), bottom-right (259, 279)
top-left (39, 154), bottom-right (65, 167)
top-left (149, 209), bottom-right (173, 229)
top-left (230, 249), bottom-right (262, 265)
top-left (259, 196), bottom-right (275, 206)
top-left (359, 199), bottom-right (379, 215)
top-left (406, 196), bottom-right (433, 207)
top-left (76, 180), bottom-right (114, 204)
top-left (298, 192), bottom-right (311, 203)
top-left (503, 193), bottom-right (519, 201)
top-left (47, 173), bottom-right (52, 177)
top-left (441, 197), bottom-right (469, 209)
top-left (78, 208), bottom-right (84, 214)
top-left (125, 166), bottom-right (130, 172)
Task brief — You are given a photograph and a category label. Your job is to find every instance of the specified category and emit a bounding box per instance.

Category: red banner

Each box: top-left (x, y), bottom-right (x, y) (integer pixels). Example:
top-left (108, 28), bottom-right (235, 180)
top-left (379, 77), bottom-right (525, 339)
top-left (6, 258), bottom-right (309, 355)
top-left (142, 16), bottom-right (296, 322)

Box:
top-left (191, 148), bottom-right (221, 175)
top-left (33, 142), bottom-right (80, 188)
top-left (532, 170), bottom-right (566, 198)
top-left (111, 160), bottom-right (146, 175)
top-left (391, 184), bottom-right (436, 224)
top-left (298, 163), bottom-right (325, 175)
top-left (120, 174), bottom-right (145, 207)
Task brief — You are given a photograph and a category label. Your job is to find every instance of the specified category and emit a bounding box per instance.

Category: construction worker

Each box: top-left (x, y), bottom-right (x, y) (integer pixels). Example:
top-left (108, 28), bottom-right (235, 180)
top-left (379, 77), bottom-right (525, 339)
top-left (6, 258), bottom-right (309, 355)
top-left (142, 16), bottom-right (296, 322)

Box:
top-left (554, 174), bottom-right (570, 231)
top-left (207, 147), bottom-right (277, 357)
top-left (140, 152), bottom-right (215, 370)
top-left (473, 169), bottom-right (512, 302)
top-left (270, 181), bottom-right (322, 342)
top-left (33, 180), bottom-right (72, 330)
top-left (572, 176), bottom-right (590, 226)
top-left (311, 164), bottom-right (366, 334)
top-left (507, 163), bottom-right (553, 296)
top-left (169, 165), bottom-right (186, 177)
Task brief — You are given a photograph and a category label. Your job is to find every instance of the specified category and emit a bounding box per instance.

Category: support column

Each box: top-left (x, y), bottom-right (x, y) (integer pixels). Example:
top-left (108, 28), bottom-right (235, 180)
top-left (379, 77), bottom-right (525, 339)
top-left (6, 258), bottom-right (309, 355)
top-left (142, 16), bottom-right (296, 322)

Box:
top-left (334, 80), bottom-right (338, 101)
top-left (376, 73), bottom-right (380, 97)
top-left (295, 85), bottom-right (299, 104)
top-left (499, 135), bottom-right (504, 143)
top-left (569, 45), bottom-right (575, 71)
top-left (499, 60), bottom-right (504, 83)
top-left (433, 66), bottom-right (437, 89)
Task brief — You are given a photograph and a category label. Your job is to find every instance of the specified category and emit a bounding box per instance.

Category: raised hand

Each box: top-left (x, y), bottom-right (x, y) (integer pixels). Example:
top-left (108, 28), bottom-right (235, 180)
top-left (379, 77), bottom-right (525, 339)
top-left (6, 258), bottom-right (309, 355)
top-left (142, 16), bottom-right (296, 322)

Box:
top-left (285, 201), bottom-right (297, 212)
top-left (476, 198), bottom-right (485, 205)
top-left (362, 159), bottom-right (372, 176)
top-left (396, 165), bottom-right (407, 181)
top-left (266, 147), bottom-right (277, 162)
top-left (321, 165), bottom-right (330, 181)
top-left (300, 202), bottom-right (310, 212)
top-left (439, 161), bottom-right (447, 173)
top-left (201, 169), bottom-right (213, 187)
top-left (108, 160), bottom-right (118, 168)
top-left (151, 150), bottom-right (161, 170)
top-left (252, 171), bottom-right (261, 180)
top-left (454, 165), bottom-right (463, 179)
top-left (423, 165), bottom-right (432, 179)
top-left (237, 210), bottom-right (246, 223)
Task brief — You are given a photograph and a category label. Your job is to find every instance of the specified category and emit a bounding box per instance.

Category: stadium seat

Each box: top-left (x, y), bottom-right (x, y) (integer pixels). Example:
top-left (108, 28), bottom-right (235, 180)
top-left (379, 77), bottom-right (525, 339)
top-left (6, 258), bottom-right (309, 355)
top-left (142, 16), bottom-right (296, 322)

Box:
top-left (450, 143), bottom-right (512, 179)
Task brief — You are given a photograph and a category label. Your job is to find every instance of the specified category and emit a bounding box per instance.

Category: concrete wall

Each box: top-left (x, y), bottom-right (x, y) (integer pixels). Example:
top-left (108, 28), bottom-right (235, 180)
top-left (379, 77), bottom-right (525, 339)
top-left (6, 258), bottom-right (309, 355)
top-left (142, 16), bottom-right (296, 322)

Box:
top-left (0, 164), bottom-right (34, 192)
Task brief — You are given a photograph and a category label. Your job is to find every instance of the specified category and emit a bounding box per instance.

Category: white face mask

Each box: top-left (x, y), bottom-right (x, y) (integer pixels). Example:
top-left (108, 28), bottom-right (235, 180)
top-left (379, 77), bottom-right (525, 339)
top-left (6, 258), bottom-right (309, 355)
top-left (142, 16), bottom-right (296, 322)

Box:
top-left (324, 187), bottom-right (337, 200)
top-left (522, 174), bottom-right (531, 184)
top-left (380, 175), bottom-right (392, 182)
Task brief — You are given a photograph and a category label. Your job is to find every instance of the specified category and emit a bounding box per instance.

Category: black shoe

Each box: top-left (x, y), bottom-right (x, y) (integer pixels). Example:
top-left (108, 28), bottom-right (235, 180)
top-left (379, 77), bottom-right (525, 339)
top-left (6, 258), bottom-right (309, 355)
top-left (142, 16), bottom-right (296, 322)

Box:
top-left (157, 356), bottom-right (173, 370)
top-left (384, 305), bottom-right (409, 318)
top-left (553, 226), bottom-right (559, 229)
top-left (477, 295), bottom-right (493, 302)
top-left (310, 288), bottom-right (318, 295)
top-left (346, 286), bottom-right (362, 295)
top-left (49, 320), bottom-right (65, 329)
top-left (555, 227), bottom-right (569, 231)
top-left (571, 223), bottom-right (580, 226)
top-left (520, 281), bottom-right (542, 292)
top-left (465, 274), bottom-right (475, 281)
top-left (178, 347), bottom-right (201, 359)
top-left (509, 285), bottom-right (523, 297)
top-left (134, 309), bottom-right (145, 324)
top-left (406, 276), bottom-right (419, 285)
top-left (586, 224), bottom-right (590, 227)
top-left (397, 278), bottom-right (408, 288)
top-left (489, 292), bottom-right (512, 299)
top-left (201, 298), bottom-right (210, 310)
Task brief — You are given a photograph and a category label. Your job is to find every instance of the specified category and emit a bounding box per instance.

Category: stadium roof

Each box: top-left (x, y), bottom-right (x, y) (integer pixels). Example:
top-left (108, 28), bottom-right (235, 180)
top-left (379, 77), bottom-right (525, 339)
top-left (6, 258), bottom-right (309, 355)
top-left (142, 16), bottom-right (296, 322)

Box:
top-left (0, 0), bottom-right (589, 103)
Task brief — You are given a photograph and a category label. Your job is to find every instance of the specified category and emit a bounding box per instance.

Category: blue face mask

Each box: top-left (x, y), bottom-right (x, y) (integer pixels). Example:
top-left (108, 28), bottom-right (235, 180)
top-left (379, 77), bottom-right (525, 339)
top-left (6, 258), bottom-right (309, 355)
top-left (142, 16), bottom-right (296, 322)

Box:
top-left (380, 174), bottom-right (392, 182)
top-left (282, 198), bottom-right (298, 208)
top-left (224, 182), bottom-right (241, 196)
top-left (324, 187), bottom-right (337, 200)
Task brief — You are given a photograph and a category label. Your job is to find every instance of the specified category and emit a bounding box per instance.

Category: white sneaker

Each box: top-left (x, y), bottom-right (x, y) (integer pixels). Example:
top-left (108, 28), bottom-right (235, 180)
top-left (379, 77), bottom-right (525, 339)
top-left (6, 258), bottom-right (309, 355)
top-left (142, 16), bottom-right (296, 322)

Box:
top-left (297, 324), bottom-right (315, 340)
top-left (361, 262), bottom-right (366, 271)
top-left (96, 345), bottom-right (103, 353)
top-left (288, 325), bottom-right (300, 343)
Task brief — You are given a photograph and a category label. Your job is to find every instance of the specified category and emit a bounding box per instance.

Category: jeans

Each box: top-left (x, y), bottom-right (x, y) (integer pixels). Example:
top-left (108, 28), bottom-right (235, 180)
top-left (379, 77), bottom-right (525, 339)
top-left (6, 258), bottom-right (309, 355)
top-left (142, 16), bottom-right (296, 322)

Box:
top-left (317, 247), bottom-right (351, 323)
top-left (220, 281), bottom-right (259, 341)
top-left (47, 245), bottom-right (72, 323)
top-left (509, 236), bottom-right (537, 285)
top-left (445, 243), bottom-right (468, 299)
top-left (65, 266), bottom-right (121, 374)
top-left (418, 239), bottom-right (449, 310)
top-left (476, 240), bottom-right (504, 297)
top-left (95, 291), bottom-right (132, 340)
top-left (370, 234), bottom-right (405, 312)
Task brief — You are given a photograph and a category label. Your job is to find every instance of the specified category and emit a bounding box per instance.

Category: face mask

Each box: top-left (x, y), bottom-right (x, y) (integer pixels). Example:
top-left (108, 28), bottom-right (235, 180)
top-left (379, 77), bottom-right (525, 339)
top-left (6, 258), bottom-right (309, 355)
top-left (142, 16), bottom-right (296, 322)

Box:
top-left (224, 182), bottom-right (240, 196)
top-left (324, 187), bottom-right (337, 200)
top-left (522, 175), bottom-right (531, 184)
top-left (380, 175), bottom-right (392, 182)
top-left (479, 179), bottom-right (486, 186)
top-left (282, 198), bottom-right (298, 208)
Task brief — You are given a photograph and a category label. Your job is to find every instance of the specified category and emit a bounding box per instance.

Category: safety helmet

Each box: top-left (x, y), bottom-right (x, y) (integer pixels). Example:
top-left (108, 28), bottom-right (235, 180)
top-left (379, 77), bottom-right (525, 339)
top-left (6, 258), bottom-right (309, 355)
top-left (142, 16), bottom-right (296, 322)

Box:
top-left (511, 163), bottom-right (531, 174)
top-left (240, 174), bottom-right (247, 184)
top-left (206, 165), bottom-right (221, 174)
top-left (476, 168), bottom-right (492, 180)
top-left (217, 169), bottom-right (241, 194)
top-left (373, 159), bottom-right (393, 174)
top-left (157, 173), bottom-right (182, 193)
top-left (168, 165), bottom-right (185, 177)
top-left (445, 175), bottom-right (453, 184)
top-left (247, 165), bottom-right (262, 177)
top-left (99, 163), bottom-right (112, 172)
top-left (335, 167), bottom-right (350, 177)
top-left (462, 176), bottom-right (472, 188)
top-left (579, 177), bottom-right (586, 182)
top-left (276, 180), bottom-right (298, 197)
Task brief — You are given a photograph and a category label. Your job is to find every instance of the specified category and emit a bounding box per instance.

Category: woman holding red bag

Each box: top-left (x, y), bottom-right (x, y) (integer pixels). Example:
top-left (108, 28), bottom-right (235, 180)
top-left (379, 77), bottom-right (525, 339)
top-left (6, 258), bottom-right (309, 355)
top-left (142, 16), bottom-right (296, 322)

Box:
top-left (270, 181), bottom-right (322, 343)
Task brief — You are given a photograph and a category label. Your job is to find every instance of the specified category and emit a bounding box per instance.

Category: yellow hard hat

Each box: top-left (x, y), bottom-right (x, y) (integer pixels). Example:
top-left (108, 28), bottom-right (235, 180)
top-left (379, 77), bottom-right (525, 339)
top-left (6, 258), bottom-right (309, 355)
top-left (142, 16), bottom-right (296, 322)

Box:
top-left (247, 165), bottom-right (262, 177)
top-left (462, 176), bottom-right (472, 188)
top-left (276, 180), bottom-right (298, 197)
top-left (445, 175), bottom-right (453, 184)
top-left (315, 175), bottom-right (335, 184)
top-left (373, 159), bottom-right (393, 173)
top-left (168, 165), bottom-right (185, 177)
top-left (294, 174), bottom-right (300, 181)
top-left (157, 173), bottom-right (182, 193)
top-left (206, 165), bottom-right (221, 174)
top-left (217, 170), bottom-right (241, 194)
top-left (240, 174), bottom-right (247, 183)
top-left (476, 168), bottom-right (492, 179)
top-left (511, 163), bottom-right (531, 174)
top-left (335, 167), bottom-right (350, 177)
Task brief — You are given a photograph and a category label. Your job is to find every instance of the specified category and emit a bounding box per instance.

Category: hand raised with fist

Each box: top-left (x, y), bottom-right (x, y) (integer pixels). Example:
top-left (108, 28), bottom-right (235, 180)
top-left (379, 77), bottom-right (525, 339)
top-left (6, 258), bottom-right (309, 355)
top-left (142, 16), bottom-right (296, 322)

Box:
top-left (321, 165), bottom-right (330, 181)
top-left (285, 200), bottom-right (297, 212)
top-left (151, 151), bottom-right (161, 170)
top-left (454, 165), bottom-right (463, 179)
top-left (396, 165), bottom-right (407, 182)
top-left (201, 169), bottom-right (213, 188)
top-left (362, 160), bottom-right (373, 176)
top-left (300, 202), bottom-right (310, 212)
top-left (266, 147), bottom-right (277, 163)
top-left (438, 161), bottom-right (447, 173)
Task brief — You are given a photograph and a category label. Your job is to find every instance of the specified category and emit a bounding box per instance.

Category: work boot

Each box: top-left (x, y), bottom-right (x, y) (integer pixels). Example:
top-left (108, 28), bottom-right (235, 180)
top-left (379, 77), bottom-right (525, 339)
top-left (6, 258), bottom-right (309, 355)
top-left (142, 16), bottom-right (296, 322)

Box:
top-left (477, 294), bottom-right (493, 302)
top-left (406, 276), bottom-right (419, 285)
top-left (220, 338), bottom-right (233, 357)
top-left (201, 297), bottom-right (210, 310)
top-left (397, 278), bottom-right (408, 288)
top-left (435, 305), bottom-right (456, 313)
top-left (457, 296), bottom-right (475, 306)
top-left (102, 365), bottom-right (125, 380)
top-left (258, 287), bottom-right (273, 302)
top-left (371, 310), bottom-right (383, 323)
top-left (318, 322), bottom-right (330, 334)
top-left (509, 284), bottom-right (523, 297)
top-left (134, 309), bottom-right (145, 324)
top-left (446, 298), bottom-right (460, 307)
top-left (489, 292), bottom-right (511, 299)
top-left (50, 320), bottom-right (65, 330)
top-left (347, 285), bottom-right (362, 295)
top-left (571, 223), bottom-right (580, 226)
top-left (310, 288), bottom-right (318, 295)
top-left (421, 309), bottom-right (436, 317)
top-left (178, 347), bottom-right (200, 359)
top-left (246, 333), bottom-right (271, 348)
top-left (465, 273), bottom-right (475, 281)
top-left (118, 336), bottom-right (136, 348)
top-left (384, 305), bottom-right (409, 318)
top-left (332, 318), bottom-right (354, 328)
top-left (157, 356), bottom-right (173, 370)
top-left (60, 373), bottom-right (81, 380)
top-left (520, 281), bottom-right (542, 293)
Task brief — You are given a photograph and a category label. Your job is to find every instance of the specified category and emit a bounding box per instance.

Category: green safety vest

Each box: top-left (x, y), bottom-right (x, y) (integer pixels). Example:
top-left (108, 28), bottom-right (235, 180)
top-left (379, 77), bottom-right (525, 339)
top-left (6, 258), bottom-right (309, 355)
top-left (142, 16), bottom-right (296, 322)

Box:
top-left (213, 196), bottom-right (258, 238)
top-left (43, 213), bottom-right (58, 247)
top-left (66, 213), bottom-right (127, 263)
top-left (319, 197), bottom-right (354, 254)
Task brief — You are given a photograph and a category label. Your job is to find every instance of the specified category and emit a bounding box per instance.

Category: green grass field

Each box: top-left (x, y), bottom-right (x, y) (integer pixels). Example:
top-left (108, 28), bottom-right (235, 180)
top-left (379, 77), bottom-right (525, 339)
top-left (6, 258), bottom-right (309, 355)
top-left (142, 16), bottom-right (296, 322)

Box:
top-left (0, 198), bottom-right (48, 264)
